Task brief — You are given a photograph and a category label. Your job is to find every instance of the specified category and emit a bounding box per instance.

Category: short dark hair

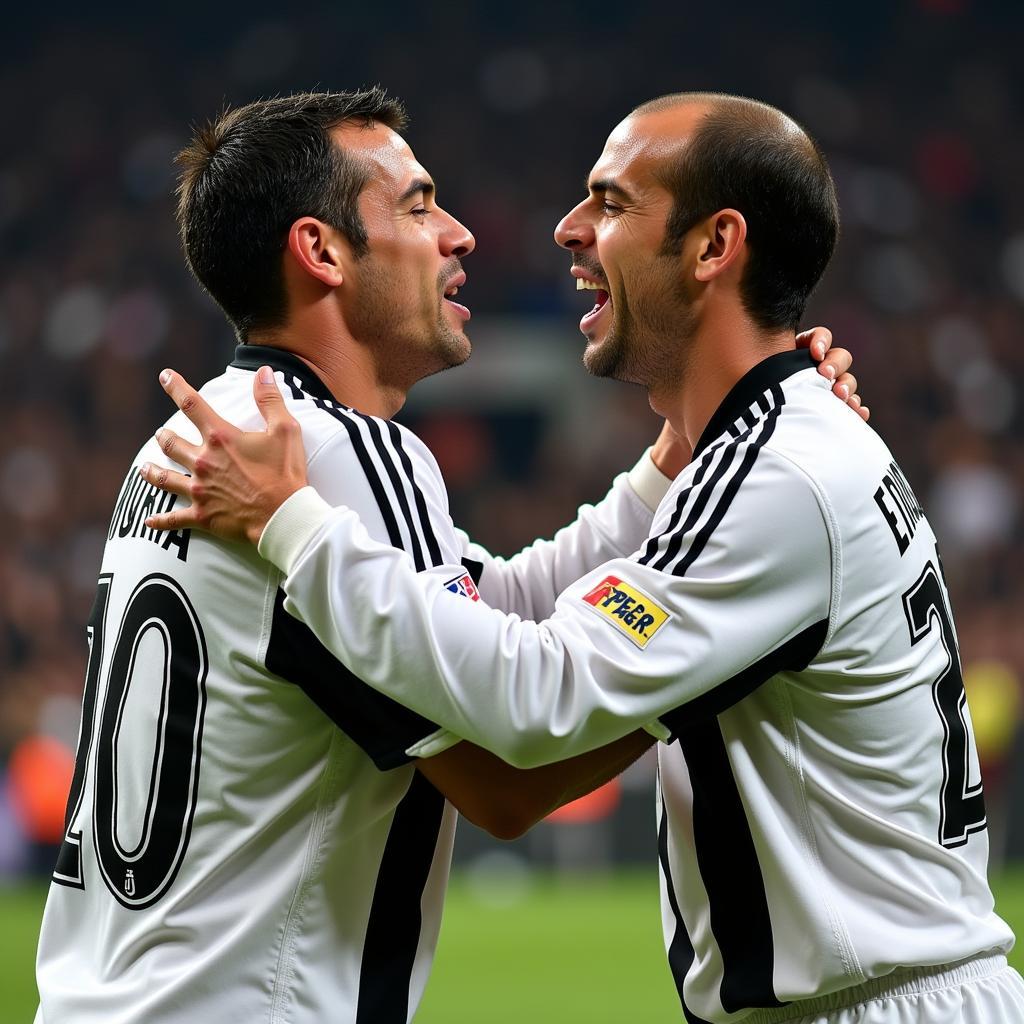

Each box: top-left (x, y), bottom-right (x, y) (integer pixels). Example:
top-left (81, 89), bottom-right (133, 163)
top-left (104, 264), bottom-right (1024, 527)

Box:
top-left (634, 93), bottom-right (839, 332)
top-left (176, 88), bottom-right (407, 340)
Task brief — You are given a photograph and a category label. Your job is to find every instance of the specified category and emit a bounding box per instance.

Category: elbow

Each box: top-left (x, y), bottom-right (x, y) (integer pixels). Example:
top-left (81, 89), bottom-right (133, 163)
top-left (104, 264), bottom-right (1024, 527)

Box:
top-left (463, 796), bottom-right (550, 841)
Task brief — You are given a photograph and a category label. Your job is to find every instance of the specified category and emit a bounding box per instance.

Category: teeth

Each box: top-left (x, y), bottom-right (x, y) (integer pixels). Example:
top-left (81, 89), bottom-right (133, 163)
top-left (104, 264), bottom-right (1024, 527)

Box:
top-left (576, 279), bottom-right (603, 291)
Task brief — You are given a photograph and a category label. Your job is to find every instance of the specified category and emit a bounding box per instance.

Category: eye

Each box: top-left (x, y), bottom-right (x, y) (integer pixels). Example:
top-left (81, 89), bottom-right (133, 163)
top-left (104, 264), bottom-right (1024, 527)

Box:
top-left (411, 207), bottom-right (432, 219)
top-left (601, 201), bottom-right (622, 216)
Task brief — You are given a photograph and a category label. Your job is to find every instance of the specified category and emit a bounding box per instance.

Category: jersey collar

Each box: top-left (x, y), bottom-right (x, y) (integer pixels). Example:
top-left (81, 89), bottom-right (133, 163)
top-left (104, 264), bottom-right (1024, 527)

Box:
top-left (230, 345), bottom-right (335, 403)
top-left (693, 348), bottom-right (815, 458)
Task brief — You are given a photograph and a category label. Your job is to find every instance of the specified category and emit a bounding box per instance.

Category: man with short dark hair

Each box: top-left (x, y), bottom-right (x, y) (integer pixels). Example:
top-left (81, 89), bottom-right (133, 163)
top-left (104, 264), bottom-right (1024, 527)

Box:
top-left (146, 93), bottom-right (1024, 1022)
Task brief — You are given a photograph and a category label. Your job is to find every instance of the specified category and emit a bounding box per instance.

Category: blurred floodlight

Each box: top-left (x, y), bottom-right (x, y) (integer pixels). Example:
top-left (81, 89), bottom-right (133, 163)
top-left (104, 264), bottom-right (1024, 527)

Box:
top-left (43, 285), bottom-right (105, 358)
top-left (480, 48), bottom-right (549, 113)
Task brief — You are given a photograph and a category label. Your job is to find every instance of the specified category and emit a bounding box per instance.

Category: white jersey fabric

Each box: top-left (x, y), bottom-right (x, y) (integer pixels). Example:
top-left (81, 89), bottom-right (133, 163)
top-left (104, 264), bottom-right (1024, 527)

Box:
top-left (34, 344), bottom-right (666, 1024)
top-left (258, 349), bottom-right (1019, 1023)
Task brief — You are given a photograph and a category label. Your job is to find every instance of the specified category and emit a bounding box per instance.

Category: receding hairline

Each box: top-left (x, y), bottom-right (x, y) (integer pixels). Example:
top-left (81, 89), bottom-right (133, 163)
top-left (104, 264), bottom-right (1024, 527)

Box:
top-left (630, 91), bottom-right (813, 154)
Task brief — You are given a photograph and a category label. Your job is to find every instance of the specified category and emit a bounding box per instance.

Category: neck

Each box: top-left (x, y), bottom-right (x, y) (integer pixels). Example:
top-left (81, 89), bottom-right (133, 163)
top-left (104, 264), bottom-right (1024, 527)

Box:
top-left (651, 304), bottom-right (794, 449)
top-left (247, 319), bottom-right (407, 420)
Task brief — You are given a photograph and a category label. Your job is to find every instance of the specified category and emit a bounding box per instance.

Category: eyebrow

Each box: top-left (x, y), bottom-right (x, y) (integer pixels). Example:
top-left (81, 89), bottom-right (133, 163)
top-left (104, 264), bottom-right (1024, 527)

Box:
top-left (586, 177), bottom-right (634, 202)
top-left (398, 178), bottom-right (435, 205)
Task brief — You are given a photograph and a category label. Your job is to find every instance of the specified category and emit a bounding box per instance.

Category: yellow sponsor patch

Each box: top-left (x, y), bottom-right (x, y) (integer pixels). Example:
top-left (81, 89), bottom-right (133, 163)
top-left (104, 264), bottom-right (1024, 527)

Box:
top-left (580, 575), bottom-right (671, 649)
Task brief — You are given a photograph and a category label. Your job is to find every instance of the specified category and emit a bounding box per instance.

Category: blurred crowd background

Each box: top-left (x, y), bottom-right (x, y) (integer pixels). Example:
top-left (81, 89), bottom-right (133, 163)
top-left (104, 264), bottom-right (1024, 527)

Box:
top-left (2, 0), bottom-right (1024, 876)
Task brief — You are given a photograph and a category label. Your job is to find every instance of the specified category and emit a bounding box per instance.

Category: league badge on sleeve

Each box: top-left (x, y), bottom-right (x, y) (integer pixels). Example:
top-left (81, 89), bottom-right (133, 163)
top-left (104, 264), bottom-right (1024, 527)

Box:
top-left (581, 575), bottom-right (670, 649)
top-left (444, 571), bottom-right (480, 602)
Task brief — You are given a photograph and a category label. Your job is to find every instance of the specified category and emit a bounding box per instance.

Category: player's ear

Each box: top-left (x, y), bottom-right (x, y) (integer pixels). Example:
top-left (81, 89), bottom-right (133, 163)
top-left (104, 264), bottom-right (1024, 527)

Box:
top-left (286, 218), bottom-right (346, 289)
top-left (692, 209), bottom-right (747, 283)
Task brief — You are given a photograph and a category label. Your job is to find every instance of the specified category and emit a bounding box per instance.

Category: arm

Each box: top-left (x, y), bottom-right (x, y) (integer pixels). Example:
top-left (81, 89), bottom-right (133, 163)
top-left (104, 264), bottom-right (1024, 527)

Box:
top-left (140, 363), bottom-right (843, 768)
top-left (419, 731), bottom-right (653, 840)
top-left (248, 442), bottom-right (832, 768)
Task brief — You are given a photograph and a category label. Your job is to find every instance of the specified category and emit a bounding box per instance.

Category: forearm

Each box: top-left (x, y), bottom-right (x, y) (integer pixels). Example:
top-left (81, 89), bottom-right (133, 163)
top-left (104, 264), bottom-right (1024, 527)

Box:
top-left (417, 729), bottom-right (654, 840)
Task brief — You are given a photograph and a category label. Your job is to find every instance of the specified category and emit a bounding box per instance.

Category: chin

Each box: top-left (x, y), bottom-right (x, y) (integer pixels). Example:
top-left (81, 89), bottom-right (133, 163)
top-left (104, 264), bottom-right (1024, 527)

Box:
top-left (583, 334), bottom-right (625, 380)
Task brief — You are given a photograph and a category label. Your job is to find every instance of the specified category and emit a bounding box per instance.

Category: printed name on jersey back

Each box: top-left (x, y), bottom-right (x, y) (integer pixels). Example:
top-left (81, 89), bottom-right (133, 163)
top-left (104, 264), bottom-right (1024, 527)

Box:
top-left (444, 571), bottom-right (480, 601)
top-left (581, 574), bottom-right (670, 648)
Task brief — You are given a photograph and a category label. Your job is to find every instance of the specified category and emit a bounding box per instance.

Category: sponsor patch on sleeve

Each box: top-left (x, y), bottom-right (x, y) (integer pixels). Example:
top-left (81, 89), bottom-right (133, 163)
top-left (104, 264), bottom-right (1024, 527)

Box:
top-left (581, 575), bottom-right (670, 649)
top-left (444, 572), bottom-right (480, 602)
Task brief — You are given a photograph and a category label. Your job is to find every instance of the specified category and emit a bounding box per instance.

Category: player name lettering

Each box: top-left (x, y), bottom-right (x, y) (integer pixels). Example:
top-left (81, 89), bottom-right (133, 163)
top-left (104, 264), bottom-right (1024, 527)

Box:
top-left (872, 460), bottom-right (924, 557)
top-left (108, 465), bottom-right (192, 563)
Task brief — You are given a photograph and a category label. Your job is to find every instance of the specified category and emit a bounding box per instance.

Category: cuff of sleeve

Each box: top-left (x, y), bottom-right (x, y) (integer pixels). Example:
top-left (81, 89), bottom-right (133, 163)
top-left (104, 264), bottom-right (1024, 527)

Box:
top-left (643, 719), bottom-right (673, 743)
top-left (258, 486), bottom-right (335, 574)
top-left (406, 728), bottom-right (463, 759)
top-left (627, 448), bottom-right (675, 512)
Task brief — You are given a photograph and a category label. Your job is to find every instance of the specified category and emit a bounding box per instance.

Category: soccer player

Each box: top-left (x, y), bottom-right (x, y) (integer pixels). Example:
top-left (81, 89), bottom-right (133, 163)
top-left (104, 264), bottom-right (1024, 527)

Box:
top-left (33, 90), bottom-right (859, 1024)
top-left (146, 94), bottom-right (1024, 1022)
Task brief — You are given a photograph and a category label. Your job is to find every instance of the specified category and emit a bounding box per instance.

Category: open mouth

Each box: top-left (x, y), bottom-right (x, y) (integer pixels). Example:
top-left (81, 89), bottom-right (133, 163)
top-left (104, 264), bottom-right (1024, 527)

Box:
top-left (443, 276), bottom-right (471, 322)
top-left (576, 277), bottom-right (610, 334)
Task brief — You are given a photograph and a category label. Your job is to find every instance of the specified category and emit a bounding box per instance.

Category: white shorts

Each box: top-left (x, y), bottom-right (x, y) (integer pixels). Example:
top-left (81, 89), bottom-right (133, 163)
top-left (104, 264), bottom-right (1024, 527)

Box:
top-left (745, 954), bottom-right (1024, 1024)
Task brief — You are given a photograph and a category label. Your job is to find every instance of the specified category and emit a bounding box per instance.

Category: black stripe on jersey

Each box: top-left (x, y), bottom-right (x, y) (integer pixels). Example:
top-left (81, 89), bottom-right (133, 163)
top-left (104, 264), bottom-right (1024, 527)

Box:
top-left (387, 420), bottom-right (444, 567)
top-left (461, 556), bottom-right (484, 586)
top-left (313, 399), bottom-right (408, 552)
top-left (650, 437), bottom-right (743, 573)
top-left (658, 798), bottom-right (713, 1024)
top-left (638, 442), bottom-right (722, 567)
top-left (678, 721), bottom-right (787, 1015)
top-left (355, 412), bottom-right (427, 571)
top-left (693, 348), bottom-right (814, 458)
top-left (233, 344), bottom-right (444, 572)
top-left (658, 618), bottom-right (828, 737)
top-left (667, 386), bottom-right (784, 579)
top-left (357, 773), bottom-right (446, 1023)
top-left (656, 616), bottom-right (828, 1013)
top-left (231, 344), bottom-right (334, 401)
top-left (265, 590), bottom-right (441, 770)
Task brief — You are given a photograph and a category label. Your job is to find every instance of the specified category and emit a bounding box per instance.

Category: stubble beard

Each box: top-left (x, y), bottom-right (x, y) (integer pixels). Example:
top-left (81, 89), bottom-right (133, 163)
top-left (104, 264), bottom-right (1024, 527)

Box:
top-left (349, 259), bottom-right (470, 386)
top-left (584, 274), bottom-right (697, 390)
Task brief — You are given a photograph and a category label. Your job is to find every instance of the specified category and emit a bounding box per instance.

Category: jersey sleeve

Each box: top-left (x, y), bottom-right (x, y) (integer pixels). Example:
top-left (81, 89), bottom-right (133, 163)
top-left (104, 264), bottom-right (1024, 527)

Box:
top-left (263, 406), bottom-right (459, 770)
top-left (456, 449), bottom-right (673, 620)
top-left (261, 445), bottom-right (834, 768)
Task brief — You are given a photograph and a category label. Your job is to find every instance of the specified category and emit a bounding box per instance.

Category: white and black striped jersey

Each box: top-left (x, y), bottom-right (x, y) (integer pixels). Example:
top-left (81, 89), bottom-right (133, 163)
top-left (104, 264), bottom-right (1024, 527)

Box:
top-left (258, 349), bottom-right (1018, 1023)
top-left (34, 344), bottom-right (667, 1024)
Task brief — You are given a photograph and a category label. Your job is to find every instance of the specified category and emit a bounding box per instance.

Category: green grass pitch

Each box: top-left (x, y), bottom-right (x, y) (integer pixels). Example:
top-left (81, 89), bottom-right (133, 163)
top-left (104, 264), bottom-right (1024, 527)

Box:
top-left (6, 869), bottom-right (1024, 1023)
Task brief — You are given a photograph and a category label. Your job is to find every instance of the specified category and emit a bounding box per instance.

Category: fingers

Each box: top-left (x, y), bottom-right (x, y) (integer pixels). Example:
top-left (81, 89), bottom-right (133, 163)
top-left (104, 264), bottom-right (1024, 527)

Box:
top-left (160, 369), bottom-right (236, 441)
top-left (154, 428), bottom-right (201, 472)
top-left (818, 347), bottom-right (853, 386)
top-left (833, 371), bottom-right (858, 403)
top-left (139, 461), bottom-right (192, 498)
top-left (253, 366), bottom-right (296, 434)
top-left (144, 505), bottom-right (203, 533)
top-left (797, 326), bottom-right (833, 363)
top-left (138, 463), bottom-right (204, 533)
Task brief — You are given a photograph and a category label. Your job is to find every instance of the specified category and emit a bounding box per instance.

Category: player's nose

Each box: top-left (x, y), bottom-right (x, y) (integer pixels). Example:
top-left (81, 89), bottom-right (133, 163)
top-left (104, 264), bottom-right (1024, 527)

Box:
top-left (554, 200), bottom-right (595, 250)
top-left (440, 211), bottom-right (475, 258)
